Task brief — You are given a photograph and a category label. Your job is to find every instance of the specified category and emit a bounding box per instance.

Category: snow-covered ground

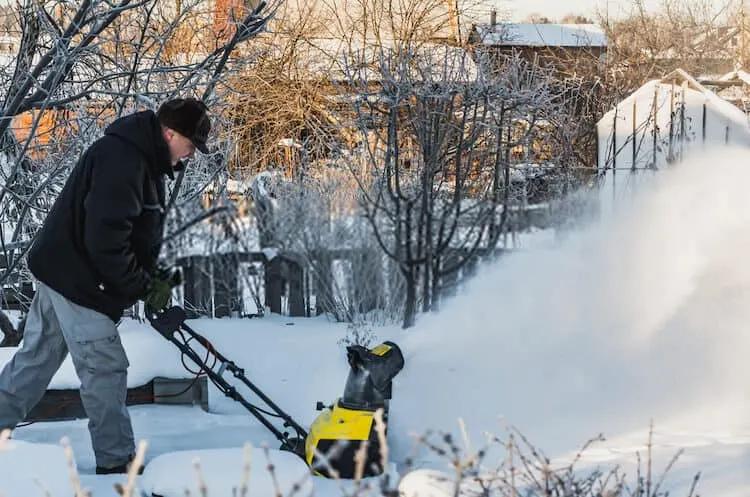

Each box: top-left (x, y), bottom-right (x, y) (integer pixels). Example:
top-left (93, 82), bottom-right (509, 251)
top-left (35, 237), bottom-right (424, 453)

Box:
top-left (2, 147), bottom-right (750, 496)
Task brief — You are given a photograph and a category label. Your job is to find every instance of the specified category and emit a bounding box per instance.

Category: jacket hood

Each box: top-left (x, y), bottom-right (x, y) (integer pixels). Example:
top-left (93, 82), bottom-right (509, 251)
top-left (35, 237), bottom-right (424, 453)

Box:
top-left (104, 110), bottom-right (175, 179)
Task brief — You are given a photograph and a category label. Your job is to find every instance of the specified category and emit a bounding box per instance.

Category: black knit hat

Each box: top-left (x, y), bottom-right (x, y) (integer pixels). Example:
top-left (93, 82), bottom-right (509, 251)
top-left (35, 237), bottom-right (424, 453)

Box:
top-left (157, 98), bottom-right (211, 153)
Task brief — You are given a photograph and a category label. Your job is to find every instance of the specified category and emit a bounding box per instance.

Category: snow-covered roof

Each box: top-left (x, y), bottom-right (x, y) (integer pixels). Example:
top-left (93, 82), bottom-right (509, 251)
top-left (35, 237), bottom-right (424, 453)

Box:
top-left (660, 68), bottom-right (709, 93)
top-left (472, 23), bottom-right (607, 48)
top-left (719, 68), bottom-right (750, 85)
top-left (597, 68), bottom-right (750, 175)
top-left (598, 75), bottom-right (749, 141)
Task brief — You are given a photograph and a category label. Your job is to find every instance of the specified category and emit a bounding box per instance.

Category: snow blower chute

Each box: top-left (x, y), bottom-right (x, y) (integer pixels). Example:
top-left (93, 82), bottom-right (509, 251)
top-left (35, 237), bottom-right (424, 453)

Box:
top-left (148, 306), bottom-right (404, 478)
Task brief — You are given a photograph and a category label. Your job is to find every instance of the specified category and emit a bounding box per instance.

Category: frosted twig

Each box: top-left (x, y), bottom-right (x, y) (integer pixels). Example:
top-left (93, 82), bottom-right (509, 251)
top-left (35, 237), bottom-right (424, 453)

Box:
top-left (285, 470), bottom-right (312, 497)
top-left (32, 477), bottom-right (52, 497)
top-left (569, 433), bottom-right (606, 468)
top-left (457, 417), bottom-right (479, 467)
top-left (652, 448), bottom-right (684, 496)
top-left (311, 443), bottom-right (342, 480)
top-left (508, 433), bottom-right (517, 497)
top-left (686, 472), bottom-right (701, 497)
top-left (458, 417), bottom-right (470, 449)
top-left (646, 420), bottom-right (653, 497)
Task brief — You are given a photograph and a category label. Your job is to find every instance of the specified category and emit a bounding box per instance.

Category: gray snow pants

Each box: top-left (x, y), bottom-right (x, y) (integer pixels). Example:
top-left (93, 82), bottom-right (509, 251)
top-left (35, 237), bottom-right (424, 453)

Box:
top-left (0, 282), bottom-right (135, 468)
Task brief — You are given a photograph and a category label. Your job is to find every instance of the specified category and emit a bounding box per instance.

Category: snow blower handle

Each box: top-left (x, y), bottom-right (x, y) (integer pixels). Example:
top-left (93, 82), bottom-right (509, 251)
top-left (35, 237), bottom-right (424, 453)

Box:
top-left (146, 305), bottom-right (310, 457)
top-left (148, 305), bottom-right (187, 337)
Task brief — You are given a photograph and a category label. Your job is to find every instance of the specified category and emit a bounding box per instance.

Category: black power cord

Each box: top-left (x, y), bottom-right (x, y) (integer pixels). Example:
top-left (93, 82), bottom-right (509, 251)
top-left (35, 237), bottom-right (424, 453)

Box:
top-left (168, 329), bottom-right (293, 424)
top-left (153, 330), bottom-right (214, 401)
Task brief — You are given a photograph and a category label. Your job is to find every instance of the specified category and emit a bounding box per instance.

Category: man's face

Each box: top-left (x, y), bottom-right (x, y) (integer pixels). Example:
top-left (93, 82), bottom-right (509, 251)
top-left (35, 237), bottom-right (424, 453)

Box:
top-left (164, 128), bottom-right (196, 167)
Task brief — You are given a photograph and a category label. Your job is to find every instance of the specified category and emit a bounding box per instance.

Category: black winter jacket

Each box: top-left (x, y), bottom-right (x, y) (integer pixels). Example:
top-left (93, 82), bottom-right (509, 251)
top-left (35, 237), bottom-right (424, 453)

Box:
top-left (28, 110), bottom-right (176, 322)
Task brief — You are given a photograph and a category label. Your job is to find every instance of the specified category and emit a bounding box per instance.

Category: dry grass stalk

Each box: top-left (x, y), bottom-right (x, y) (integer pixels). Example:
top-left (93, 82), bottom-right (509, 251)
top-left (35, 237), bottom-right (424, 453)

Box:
top-left (192, 457), bottom-right (208, 497)
top-left (237, 442), bottom-right (253, 497)
top-left (0, 429), bottom-right (10, 451)
top-left (353, 440), bottom-right (369, 481)
top-left (262, 445), bottom-right (283, 497)
top-left (122, 439), bottom-right (148, 497)
top-left (372, 408), bottom-right (388, 470)
top-left (60, 436), bottom-right (87, 497)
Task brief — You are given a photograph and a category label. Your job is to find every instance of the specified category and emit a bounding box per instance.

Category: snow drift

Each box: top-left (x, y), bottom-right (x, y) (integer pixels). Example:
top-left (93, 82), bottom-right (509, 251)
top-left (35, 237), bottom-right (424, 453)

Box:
top-left (0, 439), bottom-right (73, 497)
top-left (141, 446), bottom-right (312, 497)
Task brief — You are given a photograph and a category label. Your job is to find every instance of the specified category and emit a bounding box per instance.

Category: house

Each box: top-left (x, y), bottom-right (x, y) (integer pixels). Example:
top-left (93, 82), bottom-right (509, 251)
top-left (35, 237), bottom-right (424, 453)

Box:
top-left (467, 17), bottom-right (607, 73)
top-left (226, 36), bottom-right (480, 176)
top-left (697, 68), bottom-right (750, 111)
top-left (687, 25), bottom-right (742, 73)
top-left (647, 24), bottom-right (750, 75)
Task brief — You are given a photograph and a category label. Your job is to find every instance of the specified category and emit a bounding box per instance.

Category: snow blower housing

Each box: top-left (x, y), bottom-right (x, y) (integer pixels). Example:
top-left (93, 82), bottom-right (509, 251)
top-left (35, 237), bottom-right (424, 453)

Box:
top-left (305, 341), bottom-right (405, 478)
top-left (148, 307), bottom-right (404, 479)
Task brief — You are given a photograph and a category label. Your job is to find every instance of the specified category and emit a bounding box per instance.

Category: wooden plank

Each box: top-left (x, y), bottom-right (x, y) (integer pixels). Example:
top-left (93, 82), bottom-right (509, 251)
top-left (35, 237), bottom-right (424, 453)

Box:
top-left (23, 377), bottom-right (208, 422)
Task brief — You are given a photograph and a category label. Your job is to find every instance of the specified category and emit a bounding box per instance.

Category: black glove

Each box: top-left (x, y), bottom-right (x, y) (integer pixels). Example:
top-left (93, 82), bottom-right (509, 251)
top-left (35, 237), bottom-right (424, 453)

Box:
top-left (144, 265), bottom-right (182, 313)
top-left (156, 264), bottom-right (183, 287)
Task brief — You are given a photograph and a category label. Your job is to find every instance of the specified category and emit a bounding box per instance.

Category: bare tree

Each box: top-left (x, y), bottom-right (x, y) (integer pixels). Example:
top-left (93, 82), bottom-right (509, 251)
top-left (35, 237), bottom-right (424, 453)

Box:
top-left (524, 13), bottom-right (555, 24)
top-left (207, 0), bottom-right (598, 328)
top-left (560, 14), bottom-right (594, 24)
top-left (597, 0), bottom-right (739, 103)
top-left (210, 0), bottom-right (468, 325)
top-left (0, 0), bottom-right (280, 334)
top-left (341, 44), bottom-right (565, 328)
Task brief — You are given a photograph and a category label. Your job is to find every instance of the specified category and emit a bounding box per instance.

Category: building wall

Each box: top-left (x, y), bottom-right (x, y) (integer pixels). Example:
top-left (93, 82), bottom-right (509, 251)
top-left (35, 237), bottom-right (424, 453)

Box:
top-left (213, 0), bottom-right (249, 41)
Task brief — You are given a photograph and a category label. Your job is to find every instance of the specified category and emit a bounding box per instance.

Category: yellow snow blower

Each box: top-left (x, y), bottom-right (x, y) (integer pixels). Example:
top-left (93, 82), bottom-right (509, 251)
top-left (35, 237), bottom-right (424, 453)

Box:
top-left (148, 306), bottom-right (404, 479)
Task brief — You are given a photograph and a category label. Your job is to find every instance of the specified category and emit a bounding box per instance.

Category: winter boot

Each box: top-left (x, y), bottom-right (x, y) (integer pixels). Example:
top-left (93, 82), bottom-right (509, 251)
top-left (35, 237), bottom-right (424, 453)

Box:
top-left (95, 455), bottom-right (144, 475)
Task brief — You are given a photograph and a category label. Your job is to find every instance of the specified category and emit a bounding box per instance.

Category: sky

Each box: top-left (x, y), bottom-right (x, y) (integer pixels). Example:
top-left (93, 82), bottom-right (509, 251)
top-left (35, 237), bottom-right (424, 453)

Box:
top-left (477, 0), bottom-right (669, 22)
top-left (513, 0), bottom-right (660, 19)
top-left (0, 0), bottom-right (731, 26)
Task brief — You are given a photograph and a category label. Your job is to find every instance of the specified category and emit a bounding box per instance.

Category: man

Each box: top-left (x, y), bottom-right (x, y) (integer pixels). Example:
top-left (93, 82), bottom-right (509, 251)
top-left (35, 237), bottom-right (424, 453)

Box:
top-left (0, 98), bottom-right (211, 474)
